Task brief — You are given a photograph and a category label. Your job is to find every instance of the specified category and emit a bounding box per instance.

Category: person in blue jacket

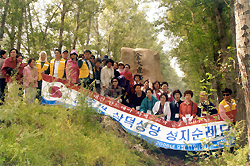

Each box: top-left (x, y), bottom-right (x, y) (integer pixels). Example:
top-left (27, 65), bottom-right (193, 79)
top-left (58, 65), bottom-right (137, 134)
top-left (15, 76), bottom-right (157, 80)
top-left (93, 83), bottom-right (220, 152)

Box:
top-left (140, 88), bottom-right (159, 114)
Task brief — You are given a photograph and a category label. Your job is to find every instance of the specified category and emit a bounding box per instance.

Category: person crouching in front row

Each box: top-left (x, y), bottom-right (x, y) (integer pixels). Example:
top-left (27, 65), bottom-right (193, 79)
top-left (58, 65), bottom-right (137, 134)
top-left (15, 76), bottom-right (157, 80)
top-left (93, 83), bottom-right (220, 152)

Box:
top-left (152, 93), bottom-right (171, 121)
top-left (140, 88), bottom-right (159, 114)
top-left (179, 90), bottom-right (197, 123)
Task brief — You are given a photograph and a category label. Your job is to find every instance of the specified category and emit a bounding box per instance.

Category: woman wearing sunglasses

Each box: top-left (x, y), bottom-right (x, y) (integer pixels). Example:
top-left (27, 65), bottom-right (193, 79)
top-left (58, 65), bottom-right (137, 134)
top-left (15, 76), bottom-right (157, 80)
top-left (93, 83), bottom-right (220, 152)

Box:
top-left (218, 88), bottom-right (237, 123)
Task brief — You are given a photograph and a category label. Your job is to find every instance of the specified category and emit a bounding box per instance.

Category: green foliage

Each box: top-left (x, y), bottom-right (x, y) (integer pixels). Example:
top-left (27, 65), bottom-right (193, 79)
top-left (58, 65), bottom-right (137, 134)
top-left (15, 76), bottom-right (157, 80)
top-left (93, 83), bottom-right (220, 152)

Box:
top-left (156, 0), bottom-right (234, 102)
top-left (185, 120), bottom-right (249, 166)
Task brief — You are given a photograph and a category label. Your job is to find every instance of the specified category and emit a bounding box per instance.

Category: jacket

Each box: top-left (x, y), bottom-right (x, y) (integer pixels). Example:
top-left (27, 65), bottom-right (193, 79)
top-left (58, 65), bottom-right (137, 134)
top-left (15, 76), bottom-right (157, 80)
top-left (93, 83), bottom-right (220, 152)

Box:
top-left (49, 59), bottom-right (66, 79)
top-left (23, 65), bottom-right (38, 88)
top-left (152, 101), bottom-right (171, 121)
top-left (101, 66), bottom-right (114, 88)
top-left (140, 96), bottom-right (159, 114)
top-left (179, 100), bottom-right (197, 119)
top-left (1, 57), bottom-right (23, 83)
top-left (170, 100), bottom-right (183, 122)
top-left (66, 59), bottom-right (79, 84)
top-left (36, 60), bottom-right (49, 81)
top-left (78, 59), bottom-right (95, 83)
top-left (130, 91), bottom-right (146, 110)
top-left (218, 99), bottom-right (237, 122)
top-left (197, 101), bottom-right (217, 117)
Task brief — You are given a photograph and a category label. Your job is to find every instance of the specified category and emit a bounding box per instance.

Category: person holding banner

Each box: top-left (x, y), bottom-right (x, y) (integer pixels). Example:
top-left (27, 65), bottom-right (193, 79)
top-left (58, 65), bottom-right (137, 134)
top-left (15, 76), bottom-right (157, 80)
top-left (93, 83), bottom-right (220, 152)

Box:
top-left (48, 49), bottom-right (66, 79)
top-left (218, 88), bottom-right (237, 123)
top-left (179, 90), bottom-right (197, 123)
top-left (197, 91), bottom-right (217, 117)
top-left (140, 88), bottom-right (159, 114)
top-left (170, 89), bottom-right (183, 122)
top-left (104, 77), bottom-right (122, 102)
top-left (152, 93), bottom-right (171, 121)
top-left (131, 84), bottom-right (146, 111)
top-left (36, 51), bottom-right (49, 100)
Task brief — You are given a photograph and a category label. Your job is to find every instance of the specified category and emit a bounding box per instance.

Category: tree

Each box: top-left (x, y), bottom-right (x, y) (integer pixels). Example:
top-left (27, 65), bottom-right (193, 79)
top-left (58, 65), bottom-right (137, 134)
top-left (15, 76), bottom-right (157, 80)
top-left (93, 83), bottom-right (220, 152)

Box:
top-left (234, 0), bottom-right (250, 146)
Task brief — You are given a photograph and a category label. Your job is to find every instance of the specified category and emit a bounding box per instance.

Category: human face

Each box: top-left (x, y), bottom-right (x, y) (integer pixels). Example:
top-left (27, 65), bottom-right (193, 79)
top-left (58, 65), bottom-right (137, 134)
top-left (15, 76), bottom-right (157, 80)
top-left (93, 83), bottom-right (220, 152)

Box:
top-left (17, 56), bottom-right (22, 61)
top-left (29, 60), bottom-right (35, 68)
top-left (107, 62), bottom-right (112, 68)
top-left (144, 81), bottom-right (149, 89)
top-left (95, 62), bottom-right (101, 68)
top-left (84, 52), bottom-right (91, 60)
top-left (41, 53), bottom-right (46, 61)
top-left (112, 79), bottom-right (118, 86)
top-left (162, 84), bottom-right (168, 92)
top-left (134, 76), bottom-right (140, 83)
top-left (2, 53), bottom-right (6, 59)
top-left (70, 54), bottom-right (77, 60)
top-left (90, 56), bottom-right (95, 63)
top-left (135, 85), bottom-right (141, 93)
top-left (124, 65), bottom-right (129, 72)
top-left (146, 90), bottom-right (152, 98)
top-left (174, 93), bottom-right (181, 101)
top-left (10, 50), bottom-right (17, 59)
top-left (55, 51), bottom-right (61, 60)
top-left (223, 93), bottom-right (232, 102)
top-left (160, 95), bottom-right (167, 103)
top-left (62, 52), bottom-right (68, 60)
top-left (154, 83), bottom-right (160, 90)
top-left (113, 63), bottom-right (118, 69)
top-left (119, 64), bottom-right (124, 69)
top-left (199, 92), bottom-right (207, 102)
top-left (185, 94), bottom-right (192, 102)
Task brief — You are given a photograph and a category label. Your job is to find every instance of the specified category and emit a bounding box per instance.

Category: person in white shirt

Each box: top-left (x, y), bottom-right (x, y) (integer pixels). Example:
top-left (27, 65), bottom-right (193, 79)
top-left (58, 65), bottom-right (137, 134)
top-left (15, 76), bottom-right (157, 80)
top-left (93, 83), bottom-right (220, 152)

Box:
top-left (152, 93), bottom-right (171, 121)
top-left (101, 59), bottom-right (114, 95)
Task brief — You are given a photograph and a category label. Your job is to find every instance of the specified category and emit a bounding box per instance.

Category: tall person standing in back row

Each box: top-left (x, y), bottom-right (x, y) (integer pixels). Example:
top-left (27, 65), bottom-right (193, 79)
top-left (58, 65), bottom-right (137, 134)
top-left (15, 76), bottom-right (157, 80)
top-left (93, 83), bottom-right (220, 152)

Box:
top-left (48, 49), bottom-right (66, 79)
top-left (36, 51), bottom-right (49, 100)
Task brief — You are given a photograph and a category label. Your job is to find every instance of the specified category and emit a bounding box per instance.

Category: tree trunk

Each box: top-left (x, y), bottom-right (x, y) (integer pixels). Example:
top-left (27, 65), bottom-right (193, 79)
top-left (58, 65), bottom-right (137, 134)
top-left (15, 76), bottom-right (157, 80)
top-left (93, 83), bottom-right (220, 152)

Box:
top-left (234, 0), bottom-right (250, 147)
top-left (17, 4), bottom-right (25, 52)
top-left (72, 6), bottom-right (80, 49)
top-left (85, 17), bottom-right (92, 50)
top-left (230, 0), bottom-right (246, 121)
top-left (58, 2), bottom-right (67, 51)
top-left (40, 7), bottom-right (59, 50)
top-left (0, 0), bottom-right (10, 46)
top-left (214, 0), bottom-right (235, 102)
top-left (95, 17), bottom-right (101, 56)
top-left (107, 34), bottom-right (111, 57)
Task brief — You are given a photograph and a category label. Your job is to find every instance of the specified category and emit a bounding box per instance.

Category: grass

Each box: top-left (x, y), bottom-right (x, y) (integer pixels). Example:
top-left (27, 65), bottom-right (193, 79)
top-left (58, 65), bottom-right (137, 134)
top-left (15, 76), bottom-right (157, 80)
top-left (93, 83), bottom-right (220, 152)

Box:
top-left (0, 92), bottom-right (163, 165)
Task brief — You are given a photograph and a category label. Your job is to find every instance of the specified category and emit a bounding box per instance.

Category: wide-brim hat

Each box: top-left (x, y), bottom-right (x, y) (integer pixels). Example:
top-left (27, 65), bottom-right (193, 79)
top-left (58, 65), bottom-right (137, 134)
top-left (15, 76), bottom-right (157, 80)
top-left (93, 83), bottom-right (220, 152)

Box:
top-left (118, 61), bottom-right (124, 66)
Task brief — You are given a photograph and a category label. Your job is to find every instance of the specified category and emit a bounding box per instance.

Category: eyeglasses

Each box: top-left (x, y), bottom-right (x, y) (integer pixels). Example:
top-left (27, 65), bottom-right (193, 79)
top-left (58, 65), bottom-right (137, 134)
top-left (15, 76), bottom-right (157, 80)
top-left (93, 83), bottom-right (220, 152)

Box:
top-left (223, 94), bottom-right (230, 96)
top-left (90, 58), bottom-right (95, 60)
top-left (125, 66), bottom-right (129, 68)
top-left (113, 81), bottom-right (118, 82)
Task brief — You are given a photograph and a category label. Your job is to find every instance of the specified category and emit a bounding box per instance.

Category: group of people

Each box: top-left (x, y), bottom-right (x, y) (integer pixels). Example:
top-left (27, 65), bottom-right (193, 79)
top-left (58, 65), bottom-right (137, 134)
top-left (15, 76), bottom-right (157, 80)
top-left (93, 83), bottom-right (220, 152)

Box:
top-left (0, 48), bottom-right (237, 123)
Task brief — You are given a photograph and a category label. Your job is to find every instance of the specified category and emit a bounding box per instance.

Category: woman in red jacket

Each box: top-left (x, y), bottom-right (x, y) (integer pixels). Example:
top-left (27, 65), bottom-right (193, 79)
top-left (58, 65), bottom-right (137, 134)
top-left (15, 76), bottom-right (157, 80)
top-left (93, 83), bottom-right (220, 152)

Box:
top-left (179, 90), bottom-right (197, 123)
